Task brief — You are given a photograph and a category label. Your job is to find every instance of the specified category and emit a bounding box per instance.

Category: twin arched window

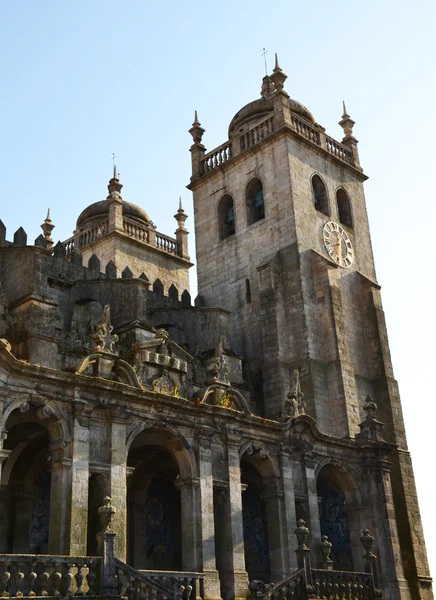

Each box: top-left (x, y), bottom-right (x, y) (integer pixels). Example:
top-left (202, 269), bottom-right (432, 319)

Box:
top-left (218, 178), bottom-right (265, 240)
top-left (312, 176), bottom-right (353, 229)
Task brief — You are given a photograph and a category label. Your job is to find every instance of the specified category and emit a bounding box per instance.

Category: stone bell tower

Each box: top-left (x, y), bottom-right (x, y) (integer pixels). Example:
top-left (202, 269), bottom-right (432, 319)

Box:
top-left (188, 56), bottom-right (432, 599)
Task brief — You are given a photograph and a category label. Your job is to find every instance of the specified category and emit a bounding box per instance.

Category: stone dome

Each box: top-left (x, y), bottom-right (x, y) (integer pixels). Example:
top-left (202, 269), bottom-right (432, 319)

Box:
top-left (228, 96), bottom-right (315, 138)
top-left (76, 199), bottom-right (151, 229)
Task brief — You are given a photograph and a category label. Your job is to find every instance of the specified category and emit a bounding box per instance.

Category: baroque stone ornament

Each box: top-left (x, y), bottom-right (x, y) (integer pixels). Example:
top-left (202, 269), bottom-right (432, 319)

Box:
top-left (295, 519), bottom-right (309, 549)
top-left (360, 528), bottom-right (375, 557)
top-left (98, 496), bottom-right (116, 533)
top-left (321, 535), bottom-right (333, 563)
top-left (152, 369), bottom-right (176, 396)
top-left (92, 305), bottom-right (118, 354)
top-left (287, 368), bottom-right (306, 417)
top-left (323, 221), bottom-right (354, 268)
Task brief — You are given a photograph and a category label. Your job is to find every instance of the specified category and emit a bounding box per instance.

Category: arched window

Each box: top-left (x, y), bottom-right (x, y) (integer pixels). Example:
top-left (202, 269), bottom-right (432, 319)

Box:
top-left (218, 194), bottom-right (235, 239)
top-left (312, 175), bottom-right (329, 216)
top-left (246, 178), bottom-right (265, 225)
top-left (337, 189), bottom-right (353, 228)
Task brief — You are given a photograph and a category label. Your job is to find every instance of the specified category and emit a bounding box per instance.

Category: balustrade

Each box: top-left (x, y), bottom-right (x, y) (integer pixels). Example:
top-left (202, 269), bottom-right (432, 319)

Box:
top-left (155, 233), bottom-right (179, 256)
top-left (79, 221), bottom-right (109, 248)
top-left (240, 117), bottom-right (275, 152)
top-left (115, 558), bottom-right (204, 600)
top-left (326, 137), bottom-right (353, 165)
top-left (311, 570), bottom-right (374, 600)
top-left (63, 236), bottom-right (75, 255)
top-left (0, 555), bottom-right (101, 598)
top-left (123, 218), bottom-right (149, 243)
top-left (201, 142), bottom-right (232, 174)
top-left (291, 115), bottom-right (321, 146)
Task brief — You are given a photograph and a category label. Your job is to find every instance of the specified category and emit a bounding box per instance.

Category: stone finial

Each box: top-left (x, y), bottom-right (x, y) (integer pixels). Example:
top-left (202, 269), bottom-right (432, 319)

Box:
top-left (107, 165), bottom-right (123, 196)
top-left (363, 395), bottom-right (377, 418)
top-left (357, 395), bottom-right (385, 442)
top-left (91, 305), bottom-right (119, 355)
top-left (174, 196), bottom-right (188, 230)
top-left (321, 535), bottom-right (334, 570)
top-left (189, 111), bottom-right (205, 145)
top-left (284, 368), bottom-right (306, 418)
top-left (270, 53), bottom-right (288, 92)
top-left (40, 209), bottom-right (55, 249)
top-left (98, 496), bottom-right (116, 533)
top-left (361, 528), bottom-right (375, 558)
top-left (295, 519), bottom-right (310, 550)
top-left (339, 102), bottom-right (355, 137)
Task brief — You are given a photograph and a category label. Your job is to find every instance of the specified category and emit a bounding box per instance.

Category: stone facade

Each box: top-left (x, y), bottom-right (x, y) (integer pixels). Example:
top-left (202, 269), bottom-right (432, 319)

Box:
top-left (0, 59), bottom-right (432, 600)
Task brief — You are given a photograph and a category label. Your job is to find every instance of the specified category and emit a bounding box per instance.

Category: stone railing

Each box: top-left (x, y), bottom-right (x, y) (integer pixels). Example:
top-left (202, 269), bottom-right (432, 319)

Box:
top-left (79, 220), bottom-right (109, 248)
top-left (325, 136), bottom-right (353, 165)
top-left (156, 232), bottom-right (179, 255)
top-left (249, 568), bottom-right (307, 600)
top-left (291, 114), bottom-right (321, 145)
top-left (0, 554), bottom-right (101, 597)
top-left (114, 560), bottom-right (204, 600)
top-left (63, 236), bottom-right (75, 255)
top-left (240, 116), bottom-right (275, 152)
top-left (201, 141), bottom-right (233, 174)
top-left (311, 569), bottom-right (375, 600)
top-left (249, 521), bottom-right (381, 600)
top-left (123, 217), bottom-right (149, 243)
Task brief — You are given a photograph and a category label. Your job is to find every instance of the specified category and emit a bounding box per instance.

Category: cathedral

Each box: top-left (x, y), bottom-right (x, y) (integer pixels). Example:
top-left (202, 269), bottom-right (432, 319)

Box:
top-left (0, 58), bottom-right (432, 600)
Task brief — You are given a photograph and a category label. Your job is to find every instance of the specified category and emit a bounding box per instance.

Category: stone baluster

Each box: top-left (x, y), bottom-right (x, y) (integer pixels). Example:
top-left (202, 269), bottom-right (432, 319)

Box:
top-left (64, 563), bottom-right (76, 597)
top-left (39, 562), bottom-right (51, 597)
top-left (14, 562), bottom-right (25, 597)
top-left (51, 565), bottom-right (62, 597)
top-left (0, 562), bottom-right (11, 597)
top-left (87, 563), bottom-right (97, 596)
top-left (27, 561), bottom-right (37, 597)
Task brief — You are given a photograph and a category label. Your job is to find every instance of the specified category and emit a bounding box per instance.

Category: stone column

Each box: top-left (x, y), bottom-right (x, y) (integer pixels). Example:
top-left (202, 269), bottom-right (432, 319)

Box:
top-left (262, 476), bottom-right (287, 580)
top-left (49, 443), bottom-right (72, 554)
top-left (304, 460), bottom-right (322, 567)
top-left (176, 476), bottom-right (201, 571)
top-left (226, 434), bottom-right (249, 600)
top-left (109, 413), bottom-right (128, 560)
top-left (280, 451), bottom-right (298, 572)
top-left (68, 416), bottom-right (90, 556)
top-left (198, 435), bottom-right (221, 600)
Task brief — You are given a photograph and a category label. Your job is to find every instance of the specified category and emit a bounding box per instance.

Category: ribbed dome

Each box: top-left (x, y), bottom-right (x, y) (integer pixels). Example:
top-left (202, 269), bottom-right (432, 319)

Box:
top-left (77, 199), bottom-right (151, 228)
top-left (228, 96), bottom-right (315, 138)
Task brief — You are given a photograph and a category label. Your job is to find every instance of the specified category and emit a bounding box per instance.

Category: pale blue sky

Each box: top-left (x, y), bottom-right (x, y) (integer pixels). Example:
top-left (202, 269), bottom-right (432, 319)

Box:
top-left (1, 0), bottom-right (435, 578)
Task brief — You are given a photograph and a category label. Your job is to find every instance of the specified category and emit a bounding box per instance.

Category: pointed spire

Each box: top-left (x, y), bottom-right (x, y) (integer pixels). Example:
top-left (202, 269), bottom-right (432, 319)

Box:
top-left (339, 102), bottom-right (355, 137)
top-left (342, 100), bottom-right (349, 118)
top-left (270, 53), bottom-right (288, 93)
top-left (41, 208), bottom-right (54, 249)
top-left (189, 111), bottom-right (205, 145)
top-left (274, 52), bottom-right (280, 71)
top-left (175, 196), bottom-right (188, 228)
top-left (107, 165), bottom-right (123, 196)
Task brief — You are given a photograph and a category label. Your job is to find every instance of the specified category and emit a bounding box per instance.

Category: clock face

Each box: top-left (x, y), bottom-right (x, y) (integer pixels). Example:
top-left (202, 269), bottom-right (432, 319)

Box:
top-left (323, 221), bottom-right (354, 268)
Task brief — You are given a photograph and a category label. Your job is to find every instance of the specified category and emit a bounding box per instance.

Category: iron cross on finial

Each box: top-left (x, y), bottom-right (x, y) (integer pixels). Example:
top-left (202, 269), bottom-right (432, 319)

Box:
top-left (262, 48), bottom-right (268, 76)
top-left (111, 153), bottom-right (116, 166)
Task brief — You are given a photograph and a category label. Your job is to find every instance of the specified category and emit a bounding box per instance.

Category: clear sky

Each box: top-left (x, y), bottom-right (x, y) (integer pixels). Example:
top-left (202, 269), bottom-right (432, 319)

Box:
top-left (1, 0), bottom-right (435, 580)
